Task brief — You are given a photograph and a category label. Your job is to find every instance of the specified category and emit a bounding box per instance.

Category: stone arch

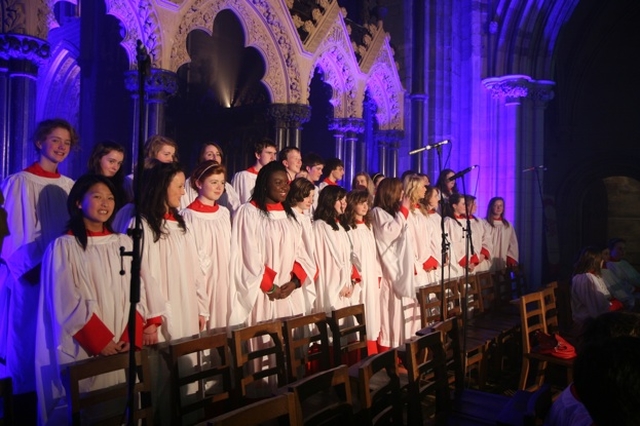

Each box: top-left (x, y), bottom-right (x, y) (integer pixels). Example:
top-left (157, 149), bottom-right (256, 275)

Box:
top-left (104, 0), bottom-right (163, 68)
top-left (366, 44), bottom-right (403, 131)
top-left (36, 42), bottom-right (80, 127)
top-left (169, 0), bottom-right (301, 104)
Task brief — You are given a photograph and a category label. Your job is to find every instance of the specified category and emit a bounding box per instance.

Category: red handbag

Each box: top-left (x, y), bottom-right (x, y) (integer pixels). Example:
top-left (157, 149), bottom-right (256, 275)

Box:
top-left (533, 330), bottom-right (577, 359)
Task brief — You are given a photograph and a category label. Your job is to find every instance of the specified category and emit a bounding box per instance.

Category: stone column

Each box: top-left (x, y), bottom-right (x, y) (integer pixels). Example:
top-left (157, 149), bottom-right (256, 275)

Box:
top-left (482, 75), bottom-right (555, 290)
top-left (375, 132), bottom-right (388, 177)
top-left (329, 119), bottom-right (345, 160)
top-left (330, 118), bottom-right (364, 189)
top-left (410, 0), bottom-right (427, 174)
top-left (124, 68), bottom-right (178, 170)
top-left (267, 103), bottom-right (312, 150)
top-left (0, 34), bottom-right (50, 177)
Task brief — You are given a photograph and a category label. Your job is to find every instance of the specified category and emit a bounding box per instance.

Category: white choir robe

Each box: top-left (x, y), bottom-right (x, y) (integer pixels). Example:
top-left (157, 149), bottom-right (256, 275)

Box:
top-left (351, 222), bottom-right (383, 343)
top-left (231, 168), bottom-right (258, 204)
top-left (0, 168), bottom-right (74, 394)
top-left (444, 217), bottom-right (472, 278)
top-left (371, 207), bottom-right (416, 348)
top-left (35, 233), bottom-right (148, 425)
top-left (486, 219), bottom-right (519, 271)
top-left (606, 259), bottom-right (640, 289)
top-left (406, 209), bottom-right (434, 336)
top-left (425, 211), bottom-right (445, 285)
top-left (468, 217), bottom-right (492, 273)
top-left (181, 202), bottom-right (232, 329)
top-left (228, 203), bottom-right (315, 327)
top-left (312, 220), bottom-right (355, 314)
top-left (571, 273), bottom-right (611, 330)
top-left (180, 178), bottom-right (241, 216)
top-left (293, 209), bottom-right (315, 261)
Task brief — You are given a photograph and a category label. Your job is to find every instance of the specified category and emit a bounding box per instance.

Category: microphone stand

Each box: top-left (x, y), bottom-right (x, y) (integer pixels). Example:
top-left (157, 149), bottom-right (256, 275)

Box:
top-left (121, 40), bottom-right (150, 425)
top-left (436, 146), bottom-right (449, 322)
top-left (458, 175), bottom-right (472, 383)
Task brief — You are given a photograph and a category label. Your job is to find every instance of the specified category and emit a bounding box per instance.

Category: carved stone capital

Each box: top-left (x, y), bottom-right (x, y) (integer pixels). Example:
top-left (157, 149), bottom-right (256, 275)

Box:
top-left (329, 118), bottom-right (365, 134)
top-left (482, 74), bottom-right (555, 106)
top-left (375, 129), bottom-right (404, 146)
top-left (267, 103), bottom-right (312, 127)
top-left (124, 68), bottom-right (178, 99)
top-left (0, 33), bottom-right (50, 68)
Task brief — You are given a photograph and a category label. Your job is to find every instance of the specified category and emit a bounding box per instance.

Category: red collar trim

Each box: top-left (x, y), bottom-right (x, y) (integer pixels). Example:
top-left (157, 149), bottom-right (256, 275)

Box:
top-left (413, 203), bottom-right (422, 209)
top-left (250, 200), bottom-right (285, 211)
top-left (493, 216), bottom-right (503, 221)
top-left (188, 199), bottom-right (219, 213)
top-left (428, 209), bottom-right (437, 214)
top-left (454, 214), bottom-right (466, 219)
top-left (163, 212), bottom-right (178, 221)
top-left (247, 166), bottom-right (259, 175)
top-left (355, 220), bottom-right (365, 224)
top-left (323, 178), bottom-right (337, 185)
top-left (24, 162), bottom-right (60, 178)
top-left (66, 227), bottom-right (113, 236)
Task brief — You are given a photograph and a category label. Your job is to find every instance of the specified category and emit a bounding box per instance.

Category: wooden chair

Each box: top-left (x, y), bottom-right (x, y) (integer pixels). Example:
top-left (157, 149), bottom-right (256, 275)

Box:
top-left (508, 264), bottom-right (528, 297)
top-left (518, 291), bottom-right (574, 391)
top-left (542, 282), bottom-right (559, 334)
top-left (349, 348), bottom-right (402, 425)
top-left (168, 330), bottom-right (232, 424)
top-left (327, 304), bottom-right (368, 367)
top-left (444, 278), bottom-right (462, 318)
top-left (230, 320), bottom-right (287, 399)
top-left (460, 273), bottom-right (483, 318)
top-left (416, 284), bottom-right (443, 327)
top-left (64, 349), bottom-right (153, 425)
top-left (285, 365), bottom-right (353, 425)
top-left (281, 312), bottom-right (331, 383)
top-left (0, 377), bottom-right (13, 426)
top-left (207, 392), bottom-right (299, 426)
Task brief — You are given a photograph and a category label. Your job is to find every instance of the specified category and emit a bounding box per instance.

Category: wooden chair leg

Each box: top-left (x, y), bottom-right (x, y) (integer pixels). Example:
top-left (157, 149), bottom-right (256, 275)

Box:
top-left (533, 360), bottom-right (548, 390)
top-left (519, 357), bottom-right (530, 390)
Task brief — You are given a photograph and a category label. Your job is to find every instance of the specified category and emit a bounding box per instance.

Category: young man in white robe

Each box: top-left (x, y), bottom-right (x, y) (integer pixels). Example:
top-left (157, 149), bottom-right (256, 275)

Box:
top-left (231, 139), bottom-right (277, 204)
top-left (0, 119), bottom-right (77, 401)
top-left (318, 157), bottom-right (345, 191)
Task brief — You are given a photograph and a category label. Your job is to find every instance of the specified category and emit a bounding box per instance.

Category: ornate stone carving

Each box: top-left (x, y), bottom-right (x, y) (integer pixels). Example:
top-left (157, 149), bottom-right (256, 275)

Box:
top-left (268, 103), bottom-right (312, 126)
top-left (0, 33), bottom-right (50, 67)
top-left (366, 41), bottom-right (403, 130)
top-left (329, 117), bottom-right (365, 134)
top-left (171, 0), bottom-right (302, 103)
top-left (124, 68), bottom-right (178, 98)
top-left (105, 0), bottom-right (163, 69)
top-left (482, 75), bottom-right (555, 106)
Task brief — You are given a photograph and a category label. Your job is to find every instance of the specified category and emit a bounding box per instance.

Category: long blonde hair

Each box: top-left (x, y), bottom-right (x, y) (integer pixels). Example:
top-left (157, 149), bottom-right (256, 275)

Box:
top-left (403, 174), bottom-right (428, 216)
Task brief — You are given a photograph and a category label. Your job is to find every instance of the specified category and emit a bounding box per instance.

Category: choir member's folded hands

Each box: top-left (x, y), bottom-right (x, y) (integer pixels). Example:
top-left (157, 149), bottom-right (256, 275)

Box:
top-left (339, 285), bottom-right (353, 298)
top-left (199, 315), bottom-right (206, 331)
top-left (279, 281), bottom-right (296, 299)
top-left (101, 340), bottom-right (128, 356)
top-left (267, 284), bottom-right (282, 301)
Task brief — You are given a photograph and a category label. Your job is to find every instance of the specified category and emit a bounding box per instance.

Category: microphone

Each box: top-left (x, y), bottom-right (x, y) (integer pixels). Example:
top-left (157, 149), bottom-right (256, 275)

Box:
top-left (408, 140), bottom-right (450, 155)
top-left (522, 165), bottom-right (547, 173)
top-left (448, 165), bottom-right (478, 181)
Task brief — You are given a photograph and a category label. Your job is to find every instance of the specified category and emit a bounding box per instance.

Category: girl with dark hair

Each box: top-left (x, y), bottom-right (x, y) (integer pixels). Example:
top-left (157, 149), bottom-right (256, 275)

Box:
top-left (313, 185), bottom-right (357, 313)
top-left (442, 193), bottom-right (469, 278)
top-left (180, 141), bottom-right (241, 215)
top-left (35, 174), bottom-right (148, 424)
top-left (0, 118), bottom-right (77, 396)
top-left (228, 161), bottom-right (315, 327)
top-left (181, 161), bottom-right (231, 330)
top-left (286, 177), bottom-right (316, 259)
top-left (572, 246), bottom-right (623, 332)
top-left (371, 178), bottom-right (416, 352)
top-left (436, 168), bottom-right (458, 199)
top-left (463, 194), bottom-right (492, 273)
top-left (87, 140), bottom-right (128, 210)
top-left (343, 189), bottom-right (382, 354)
top-left (485, 196), bottom-right (519, 271)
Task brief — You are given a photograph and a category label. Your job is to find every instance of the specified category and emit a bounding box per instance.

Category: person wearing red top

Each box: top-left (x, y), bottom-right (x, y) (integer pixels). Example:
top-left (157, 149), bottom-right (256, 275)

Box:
top-left (36, 174), bottom-right (149, 424)
top-left (0, 119), bottom-right (78, 401)
top-left (181, 161), bottom-right (232, 330)
top-left (231, 138), bottom-right (277, 204)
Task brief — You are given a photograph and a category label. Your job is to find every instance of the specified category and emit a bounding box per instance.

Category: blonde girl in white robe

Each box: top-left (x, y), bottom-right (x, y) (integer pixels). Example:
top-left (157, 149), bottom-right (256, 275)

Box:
top-left (485, 197), bottom-right (519, 271)
top-left (181, 161), bottom-right (232, 330)
top-left (343, 188), bottom-right (382, 355)
top-left (36, 175), bottom-right (149, 425)
top-left (371, 178), bottom-right (416, 351)
top-left (0, 119), bottom-right (77, 396)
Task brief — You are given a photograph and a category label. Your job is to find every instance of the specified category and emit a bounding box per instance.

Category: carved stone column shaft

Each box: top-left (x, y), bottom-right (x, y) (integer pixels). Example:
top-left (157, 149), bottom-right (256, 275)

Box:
top-left (267, 103), bottom-right (311, 150)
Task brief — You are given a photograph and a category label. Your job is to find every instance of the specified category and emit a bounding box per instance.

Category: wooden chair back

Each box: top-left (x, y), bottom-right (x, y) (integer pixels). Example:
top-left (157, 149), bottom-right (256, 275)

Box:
top-left (444, 278), bottom-right (462, 319)
top-left (65, 349), bottom-right (153, 425)
top-left (207, 392), bottom-right (299, 426)
top-left (403, 331), bottom-right (451, 424)
top-left (542, 282), bottom-right (559, 334)
top-left (428, 317), bottom-right (465, 392)
top-left (460, 274), bottom-right (483, 318)
top-left (282, 312), bottom-right (331, 383)
top-left (285, 365), bottom-right (353, 425)
top-left (169, 330), bottom-right (232, 424)
top-left (230, 320), bottom-right (287, 398)
top-left (476, 271), bottom-right (496, 312)
top-left (508, 264), bottom-right (528, 297)
top-left (416, 285), bottom-right (443, 328)
top-left (494, 268), bottom-right (512, 305)
top-left (518, 291), bottom-right (548, 355)
top-left (0, 376), bottom-right (13, 426)
top-left (327, 304), bottom-right (368, 367)
top-left (354, 348), bottom-right (402, 425)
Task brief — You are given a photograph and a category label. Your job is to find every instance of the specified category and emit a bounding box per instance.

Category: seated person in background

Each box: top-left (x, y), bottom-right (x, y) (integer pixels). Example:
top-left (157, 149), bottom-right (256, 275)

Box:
top-left (571, 246), bottom-right (623, 334)
top-left (606, 238), bottom-right (640, 290)
top-left (545, 311), bottom-right (640, 426)
top-left (601, 245), bottom-right (639, 310)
